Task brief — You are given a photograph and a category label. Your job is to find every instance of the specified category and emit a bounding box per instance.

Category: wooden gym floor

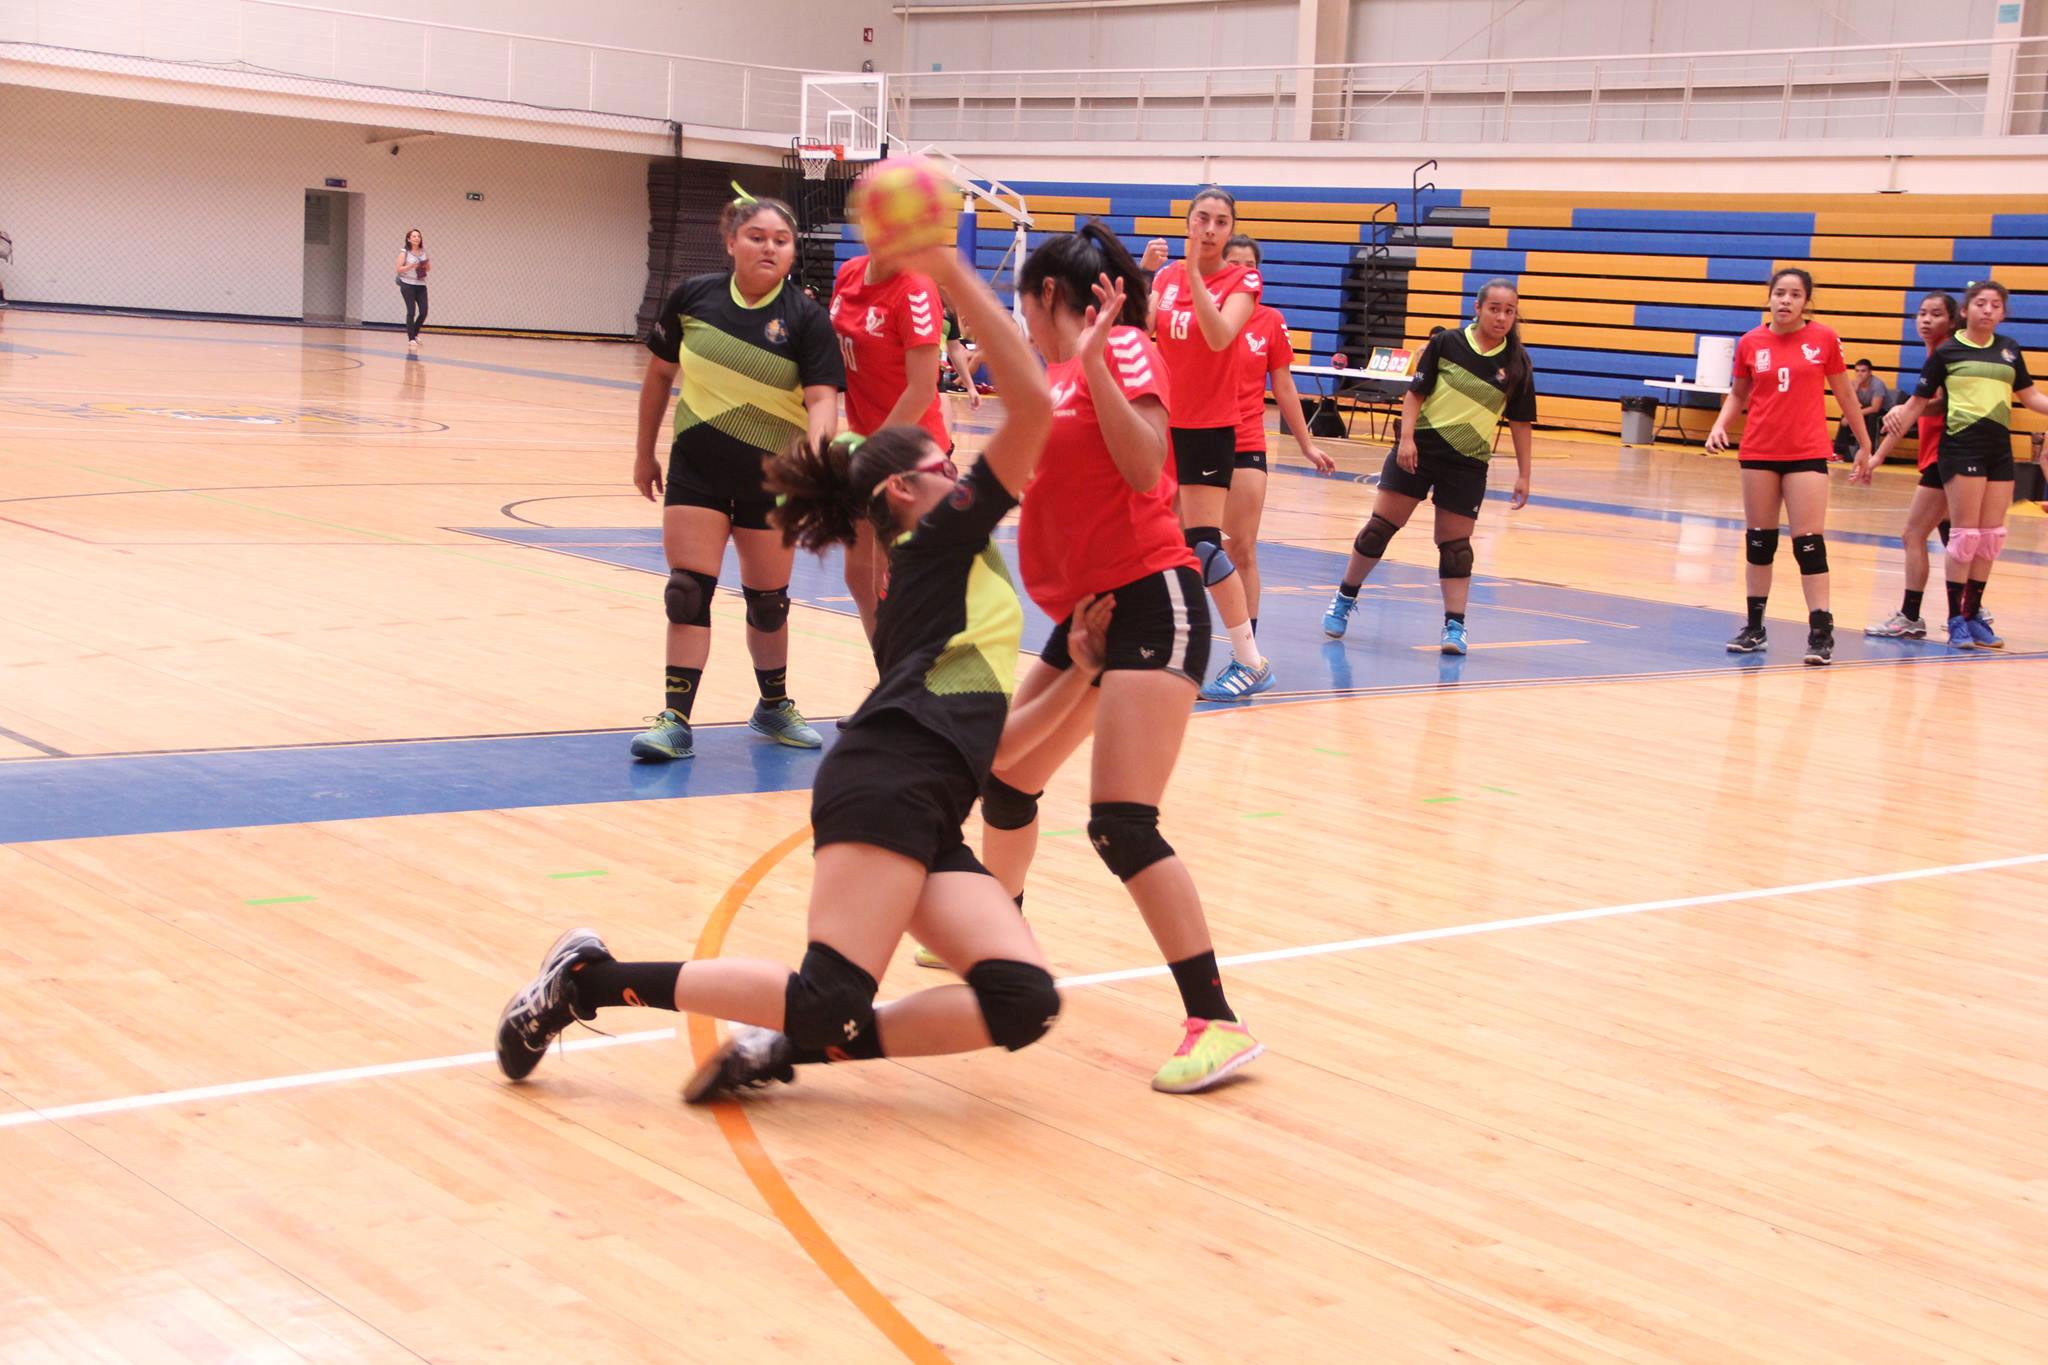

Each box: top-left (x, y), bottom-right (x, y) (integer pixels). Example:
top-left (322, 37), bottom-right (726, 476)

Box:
top-left (2, 310), bottom-right (2044, 1363)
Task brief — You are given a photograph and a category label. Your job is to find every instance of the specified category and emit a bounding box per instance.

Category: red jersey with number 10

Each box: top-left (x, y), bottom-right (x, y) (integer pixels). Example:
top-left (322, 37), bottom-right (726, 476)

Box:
top-left (1018, 326), bottom-right (1195, 623)
top-left (829, 255), bottom-right (950, 446)
top-left (1234, 304), bottom-right (1292, 452)
top-left (1732, 322), bottom-right (1845, 461)
top-left (1153, 260), bottom-right (1262, 429)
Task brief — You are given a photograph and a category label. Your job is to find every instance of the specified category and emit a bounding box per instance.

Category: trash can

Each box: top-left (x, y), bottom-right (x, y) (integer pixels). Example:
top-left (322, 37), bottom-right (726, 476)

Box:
top-left (1619, 395), bottom-right (1658, 446)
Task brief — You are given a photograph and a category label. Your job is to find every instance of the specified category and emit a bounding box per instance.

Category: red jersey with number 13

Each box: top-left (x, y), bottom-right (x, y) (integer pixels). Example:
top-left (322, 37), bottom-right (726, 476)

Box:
top-left (1019, 326), bottom-right (1195, 623)
top-left (830, 256), bottom-right (950, 446)
top-left (1732, 321), bottom-right (1845, 461)
top-left (1153, 259), bottom-right (1261, 429)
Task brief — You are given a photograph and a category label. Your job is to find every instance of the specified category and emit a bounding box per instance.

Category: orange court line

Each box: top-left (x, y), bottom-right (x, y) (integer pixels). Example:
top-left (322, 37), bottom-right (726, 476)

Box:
top-left (686, 824), bottom-right (951, 1365)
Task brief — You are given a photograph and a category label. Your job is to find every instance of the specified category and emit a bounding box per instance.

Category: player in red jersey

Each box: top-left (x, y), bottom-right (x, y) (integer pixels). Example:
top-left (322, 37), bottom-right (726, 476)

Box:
top-left (1221, 234), bottom-right (1335, 635)
top-left (1705, 268), bottom-right (1870, 665)
top-left (831, 251), bottom-right (951, 640)
top-left (1860, 291), bottom-right (1959, 640)
top-left (963, 222), bottom-right (1262, 1094)
top-left (1149, 187), bottom-right (1274, 701)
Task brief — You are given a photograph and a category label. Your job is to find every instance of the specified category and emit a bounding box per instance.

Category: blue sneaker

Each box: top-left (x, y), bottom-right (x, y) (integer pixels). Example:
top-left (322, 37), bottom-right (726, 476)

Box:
top-left (1965, 615), bottom-right (2004, 649)
top-left (1322, 591), bottom-right (1359, 639)
top-left (629, 709), bottom-right (694, 761)
top-left (749, 698), bottom-right (824, 748)
top-left (1200, 657), bottom-right (1275, 701)
top-left (1946, 615), bottom-right (1975, 650)
top-left (1440, 619), bottom-right (1469, 655)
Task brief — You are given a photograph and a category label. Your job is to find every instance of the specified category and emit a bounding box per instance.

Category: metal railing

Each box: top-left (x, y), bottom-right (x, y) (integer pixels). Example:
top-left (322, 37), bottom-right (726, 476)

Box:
top-left (890, 36), bottom-right (2048, 145)
top-left (4, 0), bottom-right (828, 132)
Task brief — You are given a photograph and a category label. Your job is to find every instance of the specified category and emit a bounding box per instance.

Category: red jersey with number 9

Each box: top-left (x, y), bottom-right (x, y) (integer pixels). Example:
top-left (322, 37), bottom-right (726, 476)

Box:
top-left (830, 255), bottom-right (950, 447)
top-left (1732, 321), bottom-right (1845, 461)
top-left (1234, 304), bottom-right (1292, 452)
top-left (1018, 326), bottom-right (1195, 623)
top-left (1153, 260), bottom-right (1261, 429)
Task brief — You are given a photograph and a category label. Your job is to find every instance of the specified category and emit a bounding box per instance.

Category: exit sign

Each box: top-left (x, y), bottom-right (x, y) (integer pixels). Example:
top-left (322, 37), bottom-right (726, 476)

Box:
top-left (465, 191), bottom-right (484, 202)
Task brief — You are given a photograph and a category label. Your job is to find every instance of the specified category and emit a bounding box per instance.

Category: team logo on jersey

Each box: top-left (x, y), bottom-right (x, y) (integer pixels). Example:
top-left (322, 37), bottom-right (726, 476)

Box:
top-left (1160, 284), bottom-right (1179, 308)
top-left (864, 306), bottom-right (886, 337)
top-left (1755, 349), bottom-right (1772, 370)
top-left (1050, 379), bottom-right (1080, 411)
top-left (1496, 368), bottom-right (1507, 383)
top-left (947, 480), bottom-right (976, 511)
top-left (1244, 271), bottom-right (1262, 292)
top-left (1246, 334), bottom-right (1269, 355)
top-left (906, 289), bottom-right (937, 337)
top-left (2003, 347), bottom-right (2017, 363)
top-left (1109, 332), bottom-right (1154, 386)
top-left (829, 295), bottom-right (843, 319)
top-left (1801, 344), bottom-right (1823, 363)
top-left (764, 318), bottom-right (789, 344)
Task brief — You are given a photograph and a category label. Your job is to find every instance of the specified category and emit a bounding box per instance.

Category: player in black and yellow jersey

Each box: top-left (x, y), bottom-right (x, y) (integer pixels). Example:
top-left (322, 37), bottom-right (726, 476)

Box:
top-left (1322, 279), bottom-right (1536, 654)
top-left (628, 194), bottom-right (844, 762)
top-left (498, 243), bottom-right (1109, 1102)
top-left (1881, 281), bottom-right (2048, 649)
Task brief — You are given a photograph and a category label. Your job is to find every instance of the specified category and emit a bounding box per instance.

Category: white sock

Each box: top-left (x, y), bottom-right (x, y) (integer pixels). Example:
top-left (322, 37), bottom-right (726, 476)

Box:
top-left (1226, 620), bottom-right (1260, 668)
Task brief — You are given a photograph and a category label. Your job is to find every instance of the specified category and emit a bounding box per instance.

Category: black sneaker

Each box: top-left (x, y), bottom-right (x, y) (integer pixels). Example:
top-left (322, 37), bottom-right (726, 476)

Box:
top-left (1804, 625), bottom-right (1834, 666)
top-left (495, 927), bottom-right (613, 1081)
top-left (1726, 624), bottom-right (1768, 653)
top-left (682, 1026), bottom-right (797, 1105)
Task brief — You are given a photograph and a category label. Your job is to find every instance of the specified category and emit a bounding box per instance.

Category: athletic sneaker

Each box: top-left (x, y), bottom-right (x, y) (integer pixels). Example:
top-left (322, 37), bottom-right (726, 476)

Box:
top-left (749, 698), bottom-right (823, 749)
top-left (495, 927), bottom-right (613, 1081)
top-left (1804, 624), bottom-right (1834, 666)
top-left (1726, 624), bottom-right (1768, 653)
top-left (1946, 615), bottom-right (1975, 649)
top-left (913, 946), bottom-right (950, 970)
top-left (682, 1025), bottom-right (797, 1104)
top-left (1440, 619), bottom-right (1469, 655)
top-left (1864, 612), bottom-right (1926, 639)
top-left (1321, 591), bottom-right (1359, 639)
top-left (629, 709), bottom-right (693, 761)
top-left (1200, 657), bottom-right (1276, 702)
top-left (1965, 616), bottom-right (2004, 649)
top-left (1151, 1018), bottom-right (1265, 1094)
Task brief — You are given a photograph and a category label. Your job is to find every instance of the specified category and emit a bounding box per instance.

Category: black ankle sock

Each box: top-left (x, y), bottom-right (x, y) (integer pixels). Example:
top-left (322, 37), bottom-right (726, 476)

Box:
top-left (1249, 617), bottom-right (1258, 636)
top-left (1902, 588), bottom-right (1925, 620)
top-left (1809, 609), bottom-right (1832, 631)
top-left (1445, 611), bottom-right (1466, 625)
top-left (1338, 582), bottom-right (1360, 599)
top-left (1946, 580), bottom-right (1965, 619)
top-left (569, 960), bottom-right (683, 1012)
top-left (1167, 951), bottom-right (1235, 1023)
top-left (1745, 596), bottom-right (1766, 630)
top-left (664, 666), bottom-right (703, 719)
top-left (1963, 579), bottom-right (1985, 619)
top-left (755, 665), bottom-right (789, 705)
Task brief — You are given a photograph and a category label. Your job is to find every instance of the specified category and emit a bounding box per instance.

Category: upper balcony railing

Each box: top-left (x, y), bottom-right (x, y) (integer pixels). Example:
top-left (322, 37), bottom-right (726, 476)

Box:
top-left (889, 36), bottom-right (2048, 146)
top-left (3, 0), bottom-right (827, 133)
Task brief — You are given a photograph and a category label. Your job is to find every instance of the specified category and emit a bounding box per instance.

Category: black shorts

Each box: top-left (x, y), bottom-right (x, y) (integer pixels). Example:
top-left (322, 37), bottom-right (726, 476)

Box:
top-left (1937, 446), bottom-right (2016, 482)
top-left (1233, 448), bottom-right (1268, 473)
top-left (1917, 461), bottom-right (1947, 491)
top-left (1738, 458), bottom-right (1830, 476)
top-left (1038, 565), bottom-right (1210, 684)
top-left (1377, 448), bottom-right (1489, 520)
top-left (1172, 426), bottom-right (1237, 489)
top-left (812, 710), bottom-right (988, 875)
top-left (665, 439), bottom-right (775, 529)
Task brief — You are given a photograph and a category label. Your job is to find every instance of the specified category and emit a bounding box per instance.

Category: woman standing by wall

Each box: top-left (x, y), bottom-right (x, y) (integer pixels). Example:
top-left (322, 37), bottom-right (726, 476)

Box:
top-left (395, 228), bottom-right (429, 351)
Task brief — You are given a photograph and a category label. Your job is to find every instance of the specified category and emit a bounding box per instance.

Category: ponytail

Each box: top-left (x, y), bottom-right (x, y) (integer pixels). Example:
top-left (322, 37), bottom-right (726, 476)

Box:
top-left (766, 427), bottom-right (931, 553)
top-left (1018, 220), bottom-right (1150, 328)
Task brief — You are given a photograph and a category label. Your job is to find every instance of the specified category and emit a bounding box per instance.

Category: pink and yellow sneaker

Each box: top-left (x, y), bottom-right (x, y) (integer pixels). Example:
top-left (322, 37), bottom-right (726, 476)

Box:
top-left (1151, 1017), bottom-right (1264, 1093)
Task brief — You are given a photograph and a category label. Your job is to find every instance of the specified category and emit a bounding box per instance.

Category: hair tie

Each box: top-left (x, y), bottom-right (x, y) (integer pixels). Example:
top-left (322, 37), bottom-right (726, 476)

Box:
top-left (729, 182), bottom-right (757, 205)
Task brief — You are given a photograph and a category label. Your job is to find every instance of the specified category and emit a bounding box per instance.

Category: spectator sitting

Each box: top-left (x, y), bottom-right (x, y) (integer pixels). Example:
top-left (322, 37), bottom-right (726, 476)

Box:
top-left (1835, 358), bottom-right (1890, 460)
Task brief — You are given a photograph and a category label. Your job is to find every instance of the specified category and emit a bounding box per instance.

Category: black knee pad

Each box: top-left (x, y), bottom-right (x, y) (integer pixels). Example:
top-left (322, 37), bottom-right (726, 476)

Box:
top-left (1437, 536), bottom-right (1474, 580)
top-left (965, 958), bottom-right (1061, 1051)
top-left (1184, 526), bottom-right (1233, 586)
top-left (1744, 528), bottom-right (1781, 566)
top-left (664, 568), bottom-right (718, 627)
top-left (1937, 520), bottom-right (1952, 547)
top-left (1087, 802), bottom-right (1174, 882)
top-left (1353, 513), bottom-right (1399, 560)
top-left (781, 942), bottom-right (878, 1054)
top-left (981, 775), bottom-right (1042, 831)
top-left (1791, 533), bottom-right (1828, 576)
top-left (742, 584), bottom-right (790, 632)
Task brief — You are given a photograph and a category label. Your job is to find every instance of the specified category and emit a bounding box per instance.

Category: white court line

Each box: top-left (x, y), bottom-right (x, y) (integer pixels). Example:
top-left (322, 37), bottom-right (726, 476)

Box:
top-left (4, 851), bottom-right (2043, 1132)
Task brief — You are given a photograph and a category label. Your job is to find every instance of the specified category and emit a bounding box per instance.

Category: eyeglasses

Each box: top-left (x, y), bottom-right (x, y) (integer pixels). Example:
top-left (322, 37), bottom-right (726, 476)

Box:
top-left (911, 455), bottom-right (958, 482)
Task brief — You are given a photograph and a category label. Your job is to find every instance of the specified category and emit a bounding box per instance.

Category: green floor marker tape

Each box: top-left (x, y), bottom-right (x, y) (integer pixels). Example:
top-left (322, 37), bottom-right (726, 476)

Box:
top-left (1481, 785), bottom-right (1520, 796)
top-left (1313, 746), bottom-right (1349, 757)
top-left (549, 870), bottom-right (609, 880)
top-left (1043, 828), bottom-right (1080, 838)
top-left (1244, 810), bottom-right (1282, 820)
top-left (245, 895), bottom-right (316, 906)
top-left (1423, 796), bottom-right (1461, 804)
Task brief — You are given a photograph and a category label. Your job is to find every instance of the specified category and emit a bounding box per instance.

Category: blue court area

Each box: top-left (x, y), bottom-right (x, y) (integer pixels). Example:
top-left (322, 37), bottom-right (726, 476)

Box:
top-left (2, 525), bottom-right (2025, 845)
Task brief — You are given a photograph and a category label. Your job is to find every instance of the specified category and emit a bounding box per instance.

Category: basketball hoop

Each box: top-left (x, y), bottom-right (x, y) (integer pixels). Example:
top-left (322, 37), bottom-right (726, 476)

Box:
top-left (795, 141), bottom-right (844, 181)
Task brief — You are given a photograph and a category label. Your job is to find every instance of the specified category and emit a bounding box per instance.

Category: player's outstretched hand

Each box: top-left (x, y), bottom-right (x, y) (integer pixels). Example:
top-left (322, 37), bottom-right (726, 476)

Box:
top-left (1076, 273), bottom-right (1127, 362)
top-left (1882, 405), bottom-right (1913, 437)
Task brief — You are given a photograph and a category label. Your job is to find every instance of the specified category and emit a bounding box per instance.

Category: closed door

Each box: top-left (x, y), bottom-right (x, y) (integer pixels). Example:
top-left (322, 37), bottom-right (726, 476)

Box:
top-left (302, 189), bottom-right (349, 321)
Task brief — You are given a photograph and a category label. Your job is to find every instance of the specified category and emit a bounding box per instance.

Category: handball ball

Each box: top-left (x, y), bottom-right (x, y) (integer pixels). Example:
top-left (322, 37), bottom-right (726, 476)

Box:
top-left (851, 157), bottom-right (951, 258)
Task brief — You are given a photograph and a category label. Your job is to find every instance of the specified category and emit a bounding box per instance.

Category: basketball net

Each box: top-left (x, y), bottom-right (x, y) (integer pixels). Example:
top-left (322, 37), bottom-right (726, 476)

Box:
top-left (796, 142), bottom-right (843, 181)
